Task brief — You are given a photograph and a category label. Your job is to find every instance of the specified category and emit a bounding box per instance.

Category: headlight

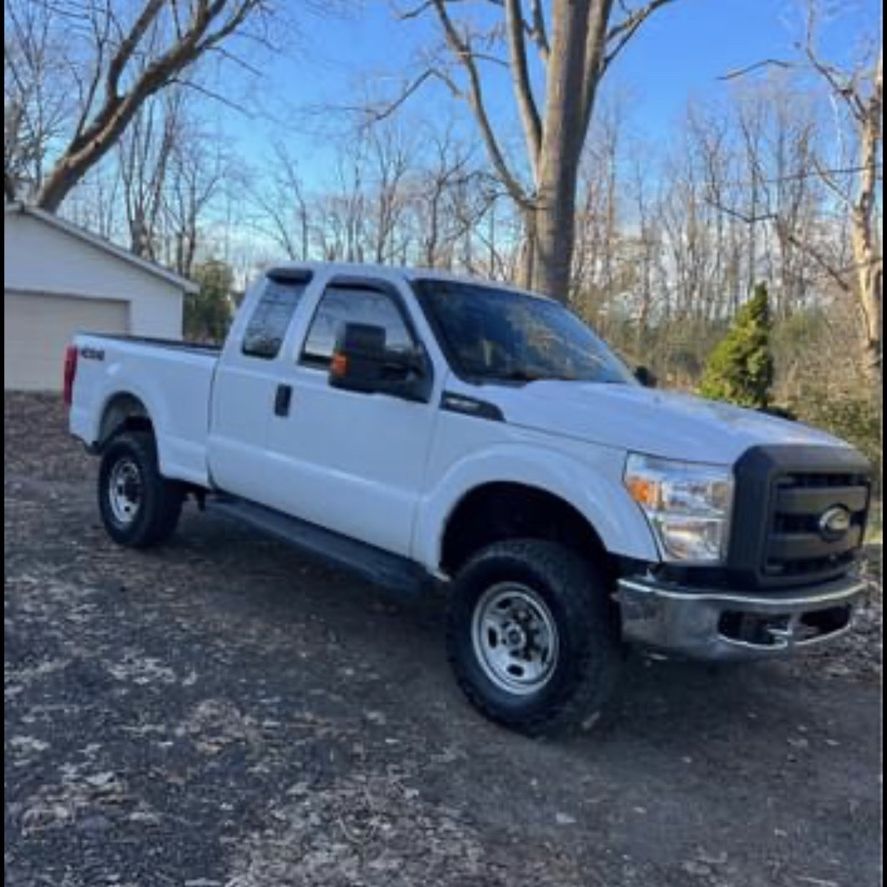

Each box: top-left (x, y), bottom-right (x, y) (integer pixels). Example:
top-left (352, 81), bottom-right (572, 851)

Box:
top-left (624, 453), bottom-right (734, 563)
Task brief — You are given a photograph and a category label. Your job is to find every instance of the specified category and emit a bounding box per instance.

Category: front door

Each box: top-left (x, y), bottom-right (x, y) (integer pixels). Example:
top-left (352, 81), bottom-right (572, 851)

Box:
top-left (264, 278), bottom-right (439, 557)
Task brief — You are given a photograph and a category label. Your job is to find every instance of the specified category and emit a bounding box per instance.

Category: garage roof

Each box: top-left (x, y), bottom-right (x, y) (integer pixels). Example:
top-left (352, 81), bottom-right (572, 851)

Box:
top-left (4, 203), bottom-right (199, 293)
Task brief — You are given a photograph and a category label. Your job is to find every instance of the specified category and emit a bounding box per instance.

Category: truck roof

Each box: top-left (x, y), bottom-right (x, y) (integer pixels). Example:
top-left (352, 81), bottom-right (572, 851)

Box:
top-left (263, 261), bottom-right (552, 300)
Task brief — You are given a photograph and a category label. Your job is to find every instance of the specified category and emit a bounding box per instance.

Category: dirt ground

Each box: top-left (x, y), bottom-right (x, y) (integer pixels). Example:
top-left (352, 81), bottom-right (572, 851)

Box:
top-left (4, 392), bottom-right (883, 887)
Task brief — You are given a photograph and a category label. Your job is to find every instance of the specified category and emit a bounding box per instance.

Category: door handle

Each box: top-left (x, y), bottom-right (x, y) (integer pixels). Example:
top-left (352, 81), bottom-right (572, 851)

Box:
top-left (274, 384), bottom-right (293, 417)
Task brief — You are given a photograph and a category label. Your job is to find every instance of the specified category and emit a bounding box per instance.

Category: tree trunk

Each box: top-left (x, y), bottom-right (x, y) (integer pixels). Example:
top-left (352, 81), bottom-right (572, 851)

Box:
top-left (527, 0), bottom-right (608, 302)
top-left (517, 207), bottom-right (537, 289)
top-left (530, 183), bottom-right (579, 300)
top-left (423, 0), bottom-right (668, 299)
top-left (852, 49), bottom-right (883, 384)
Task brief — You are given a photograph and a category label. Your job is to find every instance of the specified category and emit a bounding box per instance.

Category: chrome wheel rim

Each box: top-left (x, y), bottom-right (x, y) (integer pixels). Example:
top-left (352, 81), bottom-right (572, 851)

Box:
top-left (108, 457), bottom-right (142, 526)
top-left (471, 582), bottom-right (559, 695)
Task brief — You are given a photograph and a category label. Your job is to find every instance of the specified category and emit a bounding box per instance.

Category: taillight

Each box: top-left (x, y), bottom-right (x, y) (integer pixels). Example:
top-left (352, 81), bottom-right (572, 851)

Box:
top-left (63, 345), bottom-right (78, 407)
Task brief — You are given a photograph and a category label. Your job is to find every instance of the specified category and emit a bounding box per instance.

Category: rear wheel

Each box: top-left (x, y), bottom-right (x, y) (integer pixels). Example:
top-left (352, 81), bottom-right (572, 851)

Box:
top-left (446, 539), bottom-right (622, 734)
top-left (98, 431), bottom-right (184, 547)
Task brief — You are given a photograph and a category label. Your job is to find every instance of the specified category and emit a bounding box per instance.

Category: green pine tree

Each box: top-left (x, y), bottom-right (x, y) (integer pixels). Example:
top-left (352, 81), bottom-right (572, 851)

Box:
top-left (699, 283), bottom-right (774, 409)
top-left (185, 259), bottom-right (234, 344)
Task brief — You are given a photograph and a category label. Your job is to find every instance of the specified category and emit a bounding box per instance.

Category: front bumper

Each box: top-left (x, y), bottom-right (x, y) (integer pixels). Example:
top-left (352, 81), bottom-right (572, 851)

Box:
top-left (617, 572), bottom-right (867, 661)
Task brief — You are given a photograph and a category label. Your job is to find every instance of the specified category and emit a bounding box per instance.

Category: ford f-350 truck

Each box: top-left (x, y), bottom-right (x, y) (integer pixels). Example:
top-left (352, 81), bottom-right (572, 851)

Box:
top-left (67, 262), bottom-right (872, 733)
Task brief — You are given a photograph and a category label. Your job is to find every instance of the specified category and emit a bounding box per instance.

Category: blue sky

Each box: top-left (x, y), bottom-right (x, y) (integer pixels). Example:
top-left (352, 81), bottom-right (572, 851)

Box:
top-left (216, 0), bottom-right (880, 188)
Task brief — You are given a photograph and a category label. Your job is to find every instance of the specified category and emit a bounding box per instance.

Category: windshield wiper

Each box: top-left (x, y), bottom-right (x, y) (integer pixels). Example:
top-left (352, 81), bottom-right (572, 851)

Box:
top-left (498, 370), bottom-right (543, 382)
top-left (489, 370), bottom-right (579, 383)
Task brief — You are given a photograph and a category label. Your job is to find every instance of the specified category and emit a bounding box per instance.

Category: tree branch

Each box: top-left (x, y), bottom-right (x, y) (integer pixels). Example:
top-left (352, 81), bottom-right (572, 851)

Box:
top-left (504, 0), bottom-right (542, 180)
top-left (105, 0), bottom-right (165, 100)
top-left (579, 0), bottom-right (613, 138)
top-left (342, 68), bottom-right (463, 127)
top-left (170, 77), bottom-right (255, 115)
top-left (812, 155), bottom-right (853, 206)
top-left (718, 58), bottom-right (793, 81)
top-left (528, 0), bottom-right (550, 64)
top-left (430, 0), bottom-right (530, 206)
top-left (705, 195), bottom-right (853, 294)
top-left (36, 0), bottom-right (267, 211)
top-left (603, 0), bottom-right (676, 72)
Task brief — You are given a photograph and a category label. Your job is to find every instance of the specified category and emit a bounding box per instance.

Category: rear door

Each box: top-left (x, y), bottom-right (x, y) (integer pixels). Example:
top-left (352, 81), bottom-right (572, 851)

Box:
top-left (207, 270), bottom-right (314, 503)
top-left (262, 275), bottom-right (440, 556)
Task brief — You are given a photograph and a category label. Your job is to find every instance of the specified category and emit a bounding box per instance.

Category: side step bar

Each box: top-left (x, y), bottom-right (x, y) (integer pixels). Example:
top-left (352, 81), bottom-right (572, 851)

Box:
top-left (206, 494), bottom-right (432, 595)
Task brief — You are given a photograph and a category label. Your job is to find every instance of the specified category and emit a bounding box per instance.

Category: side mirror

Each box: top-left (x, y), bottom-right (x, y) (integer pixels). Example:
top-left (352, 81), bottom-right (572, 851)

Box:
top-left (634, 365), bottom-right (657, 388)
top-left (329, 322), bottom-right (426, 400)
top-left (761, 405), bottom-right (797, 421)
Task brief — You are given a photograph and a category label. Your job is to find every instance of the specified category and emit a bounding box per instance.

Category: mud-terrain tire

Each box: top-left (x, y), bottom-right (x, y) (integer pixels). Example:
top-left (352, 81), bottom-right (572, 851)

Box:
top-left (98, 431), bottom-right (184, 548)
top-left (446, 539), bottom-right (622, 735)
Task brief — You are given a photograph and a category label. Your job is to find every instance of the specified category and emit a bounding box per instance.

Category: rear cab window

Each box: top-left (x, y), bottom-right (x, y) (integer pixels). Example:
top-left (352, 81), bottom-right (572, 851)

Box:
top-left (242, 272), bottom-right (312, 359)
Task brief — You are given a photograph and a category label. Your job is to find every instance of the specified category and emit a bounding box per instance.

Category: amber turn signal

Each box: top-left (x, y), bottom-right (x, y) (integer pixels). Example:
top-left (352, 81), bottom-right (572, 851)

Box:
top-left (626, 476), bottom-right (659, 508)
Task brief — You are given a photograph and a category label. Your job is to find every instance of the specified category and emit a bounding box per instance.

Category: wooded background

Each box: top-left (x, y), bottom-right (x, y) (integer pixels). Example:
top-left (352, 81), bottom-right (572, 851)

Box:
top-left (4, 0), bottom-right (882, 482)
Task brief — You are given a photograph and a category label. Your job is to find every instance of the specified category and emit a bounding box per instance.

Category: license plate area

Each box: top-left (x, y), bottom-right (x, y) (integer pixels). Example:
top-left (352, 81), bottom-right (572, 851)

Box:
top-left (717, 605), bottom-right (852, 648)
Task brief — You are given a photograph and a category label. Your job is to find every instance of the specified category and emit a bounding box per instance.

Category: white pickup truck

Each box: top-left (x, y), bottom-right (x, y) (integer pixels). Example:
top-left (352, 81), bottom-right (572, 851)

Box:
top-left (67, 262), bottom-right (872, 733)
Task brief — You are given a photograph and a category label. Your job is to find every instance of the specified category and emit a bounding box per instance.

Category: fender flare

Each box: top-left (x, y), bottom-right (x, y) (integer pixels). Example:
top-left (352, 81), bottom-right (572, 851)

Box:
top-left (412, 443), bottom-right (660, 573)
top-left (93, 383), bottom-right (174, 473)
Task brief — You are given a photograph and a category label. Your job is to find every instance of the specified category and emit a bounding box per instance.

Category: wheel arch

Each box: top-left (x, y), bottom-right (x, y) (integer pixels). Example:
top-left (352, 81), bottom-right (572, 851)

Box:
top-left (414, 445), bottom-right (660, 576)
top-left (438, 481), bottom-right (615, 579)
top-left (97, 391), bottom-right (154, 449)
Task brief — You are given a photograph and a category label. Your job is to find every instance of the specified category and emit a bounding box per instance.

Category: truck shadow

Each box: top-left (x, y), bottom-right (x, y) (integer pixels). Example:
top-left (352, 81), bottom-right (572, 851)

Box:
top-left (172, 507), bottom-right (872, 757)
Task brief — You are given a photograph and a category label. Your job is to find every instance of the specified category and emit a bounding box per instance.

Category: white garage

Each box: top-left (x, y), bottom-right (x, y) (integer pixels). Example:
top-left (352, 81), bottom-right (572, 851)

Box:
top-left (4, 203), bottom-right (198, 391)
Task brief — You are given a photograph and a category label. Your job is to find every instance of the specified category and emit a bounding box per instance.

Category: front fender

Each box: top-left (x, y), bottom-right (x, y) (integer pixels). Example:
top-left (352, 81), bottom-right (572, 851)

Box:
top-left (412, 442), bottom-right (660, 573)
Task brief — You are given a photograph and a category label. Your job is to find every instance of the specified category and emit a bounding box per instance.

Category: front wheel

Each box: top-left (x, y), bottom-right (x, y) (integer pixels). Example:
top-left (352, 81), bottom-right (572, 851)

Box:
top-left (446, 540), bottom-right (622, 735)
top-left (98, 431), bottom-right (184, 548)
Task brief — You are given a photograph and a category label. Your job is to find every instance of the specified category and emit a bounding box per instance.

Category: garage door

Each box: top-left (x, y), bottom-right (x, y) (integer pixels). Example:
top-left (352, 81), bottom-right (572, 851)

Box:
top-left (4, 291), bottom-right (129, 391)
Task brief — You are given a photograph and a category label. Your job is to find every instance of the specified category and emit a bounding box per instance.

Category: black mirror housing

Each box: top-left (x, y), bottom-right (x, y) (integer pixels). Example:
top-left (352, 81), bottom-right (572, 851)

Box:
top-left (329, 322), bottom-right (427, 400)
top-left (330, 323), bottom-right (388, 394)
top-left (634, 365), bottom-right (657, 388)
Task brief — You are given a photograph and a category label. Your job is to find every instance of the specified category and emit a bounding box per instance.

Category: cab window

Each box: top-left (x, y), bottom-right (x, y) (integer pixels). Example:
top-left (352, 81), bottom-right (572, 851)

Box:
top-left (242, 275), bottom-right (310, 359)
top-left (301, 285), bottom-right (414, 366)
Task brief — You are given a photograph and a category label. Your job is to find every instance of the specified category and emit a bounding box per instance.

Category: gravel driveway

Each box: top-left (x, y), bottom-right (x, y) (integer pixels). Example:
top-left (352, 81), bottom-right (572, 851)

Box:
top-left (4, 393), bottom-right (882, 887)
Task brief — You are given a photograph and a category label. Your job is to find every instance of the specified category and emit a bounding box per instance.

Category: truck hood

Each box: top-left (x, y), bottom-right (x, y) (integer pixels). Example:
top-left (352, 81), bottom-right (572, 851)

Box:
top-left (487, 381), bottom-right (847, 464)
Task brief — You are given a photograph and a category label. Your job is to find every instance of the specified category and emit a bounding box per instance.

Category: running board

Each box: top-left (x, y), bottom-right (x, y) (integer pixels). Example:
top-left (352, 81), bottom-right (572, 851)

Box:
top-left (206, 494), bottom-right (431, 595)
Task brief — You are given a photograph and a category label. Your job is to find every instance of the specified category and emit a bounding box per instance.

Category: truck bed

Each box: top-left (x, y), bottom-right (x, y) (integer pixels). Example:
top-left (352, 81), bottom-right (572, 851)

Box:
top-left (69, 332), bottom-right (220, 488)
top-left (83, 332), bottom-right (222, 356)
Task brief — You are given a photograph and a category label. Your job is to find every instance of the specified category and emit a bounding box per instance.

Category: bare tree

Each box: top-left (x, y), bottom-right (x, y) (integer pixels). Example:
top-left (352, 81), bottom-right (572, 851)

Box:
top-left (33, 0), bottom-right (270, 213)
top-left (163, 123), bottom-right (231, 277)
top-left (717, 4), bottom-right (883, 383)
top-left (571, 102), bottom-right (629, 328)
top-left (366, 122), bottom-right (414, 263)
top-left (73, 163), bottom-right (126, 240)
top-left (250, 142), bottom-right (312, 260)
top-left (625, 145), bottom-right (663, 350)
top-left (118, 90), bottom-right (185, 258)
top-left (412, 125), bottom-right (474, 266)
top-left (312, 143), bottom-right (370, 263)
top-left (804, 25), bottom-right (882, 381)
top-left (389, 0), bottom-right (676, 302)
top-left (407, 125), bottom-right (494, 269)
top-left (4, 0), bottom-right (73, 200)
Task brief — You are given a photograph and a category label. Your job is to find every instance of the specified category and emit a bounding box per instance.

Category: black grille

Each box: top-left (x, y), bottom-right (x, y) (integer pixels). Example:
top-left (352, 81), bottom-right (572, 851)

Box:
top-left (764, 473), bottom-right (868, 579)
top-left (729, 445), bottom-right (872, 589)
top-left (781, 472), bottom-right (870, 489)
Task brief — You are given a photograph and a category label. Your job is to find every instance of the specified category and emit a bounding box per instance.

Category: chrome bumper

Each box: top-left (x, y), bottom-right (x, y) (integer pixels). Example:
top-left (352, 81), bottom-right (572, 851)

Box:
top-left (617, 573), bottom-right (867, 661)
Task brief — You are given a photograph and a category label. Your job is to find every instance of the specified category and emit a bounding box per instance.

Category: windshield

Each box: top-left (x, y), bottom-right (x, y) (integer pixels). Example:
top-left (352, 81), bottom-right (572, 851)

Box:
top-left (415, 279), bottom-right (636, 385)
